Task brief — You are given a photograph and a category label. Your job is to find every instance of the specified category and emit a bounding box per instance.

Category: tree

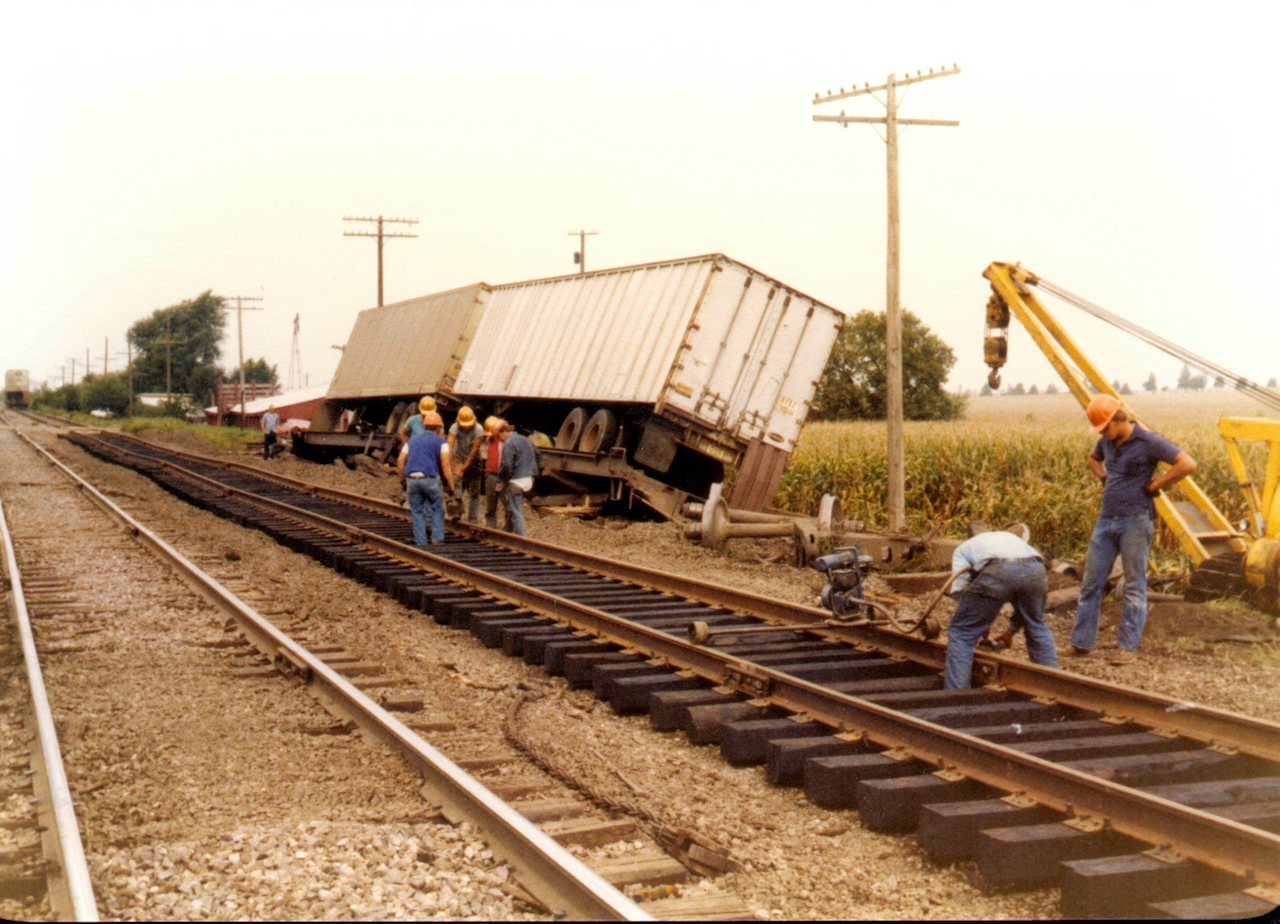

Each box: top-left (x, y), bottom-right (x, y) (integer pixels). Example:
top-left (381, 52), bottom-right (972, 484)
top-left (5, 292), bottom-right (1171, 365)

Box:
top-left (1008, 382), bottom-right (1026, 396)
top-left (1177, 364), bottom-right (1193, 390)
top-left (1213, 376), bottom-right (1225, 389)
top-left (1143, 373), bottom-right (1157, 393)
top-left (226, 358), bottom-right (279, 387)
top-left (979, 383), bottom-right (993, 397)
top-left (81, 372), bottom-right (131, 415)
top-left (1045, 382), bottom-right (1059, 395)
top-left (1269, 377), bottom-right (1278, 389)
top-left (1028, 384), bottom-right (1039, 395)
top-left (811, 308), bottom-right (965, 420)
top-left (128, 291), bottom-right (225, 405)
top-left (1120, 382), bottom-right (1133, 395)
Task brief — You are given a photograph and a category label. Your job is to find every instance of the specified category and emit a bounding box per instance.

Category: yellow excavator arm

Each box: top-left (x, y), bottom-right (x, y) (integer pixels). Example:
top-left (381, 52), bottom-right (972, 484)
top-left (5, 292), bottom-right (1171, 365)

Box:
top-left (982, 262), bottom-right (1280, 611)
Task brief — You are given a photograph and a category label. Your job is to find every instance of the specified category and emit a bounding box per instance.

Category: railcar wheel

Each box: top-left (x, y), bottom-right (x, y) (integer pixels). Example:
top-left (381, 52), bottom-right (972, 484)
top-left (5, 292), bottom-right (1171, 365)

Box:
top-left (578, 409), bottom-right (619, 454)
top-left (555, 407), bottom-right (588, 451)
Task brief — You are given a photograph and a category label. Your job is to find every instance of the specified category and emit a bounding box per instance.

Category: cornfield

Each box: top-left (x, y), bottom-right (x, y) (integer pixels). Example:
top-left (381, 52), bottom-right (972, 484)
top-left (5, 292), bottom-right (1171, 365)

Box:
top-left (775, 412), bottom-right (1263, 575)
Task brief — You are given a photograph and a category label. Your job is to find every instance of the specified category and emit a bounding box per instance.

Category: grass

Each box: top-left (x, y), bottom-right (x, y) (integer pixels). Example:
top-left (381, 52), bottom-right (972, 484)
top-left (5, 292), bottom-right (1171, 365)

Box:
top-left (35, 409), bottom-right (260, 454)
top-left (776, 391), bottom-right (1279, 574)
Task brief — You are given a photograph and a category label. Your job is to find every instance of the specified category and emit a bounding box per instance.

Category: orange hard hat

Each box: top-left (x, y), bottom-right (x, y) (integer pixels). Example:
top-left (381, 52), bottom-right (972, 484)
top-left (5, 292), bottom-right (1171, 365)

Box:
top-left (1086, 394), bottom-right (1122, 433)
top-left (422, 411), bottom-right (444, 429)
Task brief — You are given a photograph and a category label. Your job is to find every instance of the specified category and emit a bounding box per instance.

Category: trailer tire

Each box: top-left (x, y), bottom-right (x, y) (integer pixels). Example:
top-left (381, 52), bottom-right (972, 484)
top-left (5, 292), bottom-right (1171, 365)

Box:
top-left (579, 409), bottom-right (619, 454)
top-left (555, 407), bottom-right (588, 450)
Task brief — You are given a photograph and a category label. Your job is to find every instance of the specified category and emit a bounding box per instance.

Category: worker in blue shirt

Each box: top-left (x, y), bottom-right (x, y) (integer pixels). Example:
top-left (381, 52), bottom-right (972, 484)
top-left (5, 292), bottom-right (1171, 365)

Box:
top-left (1070, 395), bottom-right (1196, 665)
top-left (397, 411), bottom-right (455, 545)
top-left (494, 421), bottom-right (540, 537)
top-left (944, 528), bottom-right (1059, 689)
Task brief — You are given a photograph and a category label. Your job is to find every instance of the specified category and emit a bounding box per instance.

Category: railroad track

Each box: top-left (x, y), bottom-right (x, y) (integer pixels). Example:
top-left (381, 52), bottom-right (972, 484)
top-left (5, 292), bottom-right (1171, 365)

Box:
top-left (0, 497), bottom-right (99, 920)
top-left (26, 420), bottom-right (1280, 919)
top-left (1, 416), bottom-right (675, 920)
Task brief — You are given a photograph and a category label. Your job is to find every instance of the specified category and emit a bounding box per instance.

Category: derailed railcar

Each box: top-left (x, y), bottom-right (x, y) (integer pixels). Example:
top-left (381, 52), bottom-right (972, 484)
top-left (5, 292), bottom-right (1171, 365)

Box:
top-left (454, 254), bottom-right (844, 514)
top-left (295, 284), bottom-right (491, 461)
top-left (302, 255), bottom-right (843, 517)
top-left (5, 370), bottom-right (30, 409)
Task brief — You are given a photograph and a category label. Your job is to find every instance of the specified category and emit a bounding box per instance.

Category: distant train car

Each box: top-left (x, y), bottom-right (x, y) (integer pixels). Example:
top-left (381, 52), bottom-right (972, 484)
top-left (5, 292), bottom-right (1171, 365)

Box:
top-left (4, 369), bottom-right (30, 409)
top-left (300, 255), bottom-right (845, 517)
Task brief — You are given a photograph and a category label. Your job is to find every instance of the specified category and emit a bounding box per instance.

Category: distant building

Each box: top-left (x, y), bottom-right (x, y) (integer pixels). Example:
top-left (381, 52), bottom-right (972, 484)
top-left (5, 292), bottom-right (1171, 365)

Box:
top-left (204, 384), bottom-right (329, 430)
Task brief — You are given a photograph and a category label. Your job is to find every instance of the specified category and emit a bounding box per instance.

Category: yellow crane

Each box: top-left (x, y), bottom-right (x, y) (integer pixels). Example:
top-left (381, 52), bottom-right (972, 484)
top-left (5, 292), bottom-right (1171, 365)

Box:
top-left (981, 261), bottom-right (1279, 613)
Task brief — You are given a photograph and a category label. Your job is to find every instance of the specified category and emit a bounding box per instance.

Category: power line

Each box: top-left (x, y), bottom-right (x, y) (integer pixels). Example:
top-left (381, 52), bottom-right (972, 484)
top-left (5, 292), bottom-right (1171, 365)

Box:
top-left (216, 295), bottom-right (264, 425)
top-left (343, 215), bottom-right (418, 307)
top-left (813, 63), bottom-right (961, 532)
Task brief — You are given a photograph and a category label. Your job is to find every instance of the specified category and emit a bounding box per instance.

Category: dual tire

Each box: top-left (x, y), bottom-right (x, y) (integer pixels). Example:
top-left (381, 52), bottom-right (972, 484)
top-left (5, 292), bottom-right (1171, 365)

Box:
top-left (554, 407), bottom-right (619, 454)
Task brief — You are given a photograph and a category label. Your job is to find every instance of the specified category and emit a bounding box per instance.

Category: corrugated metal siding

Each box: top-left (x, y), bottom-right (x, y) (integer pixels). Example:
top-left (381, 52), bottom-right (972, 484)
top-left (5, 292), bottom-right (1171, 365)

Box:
top-left (456, 257), bottom-right (715, 402)
top-left (326, 284), bottom-right (490, 400)
top-left (453, 255), bottom-right (842, 453)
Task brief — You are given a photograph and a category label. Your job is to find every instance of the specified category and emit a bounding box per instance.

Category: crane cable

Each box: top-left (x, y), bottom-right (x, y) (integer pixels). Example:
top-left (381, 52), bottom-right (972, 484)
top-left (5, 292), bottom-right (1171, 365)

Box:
top-left (1030, 277), bottom-right (1280, 414)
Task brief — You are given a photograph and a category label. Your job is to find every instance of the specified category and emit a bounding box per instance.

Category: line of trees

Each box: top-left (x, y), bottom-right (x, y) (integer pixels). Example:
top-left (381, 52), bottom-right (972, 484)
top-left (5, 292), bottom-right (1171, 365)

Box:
top-left (33, 291), bottom-right (278, 418)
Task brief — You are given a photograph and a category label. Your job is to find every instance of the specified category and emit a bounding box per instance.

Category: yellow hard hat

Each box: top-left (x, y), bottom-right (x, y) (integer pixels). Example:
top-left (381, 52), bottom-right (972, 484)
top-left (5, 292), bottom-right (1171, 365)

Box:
top-left (418, 395), bottom-right (436, 414)
top-left (457, 406), bottom-right (477, 428)
top-left (483, 415), bottom-right (501, 437)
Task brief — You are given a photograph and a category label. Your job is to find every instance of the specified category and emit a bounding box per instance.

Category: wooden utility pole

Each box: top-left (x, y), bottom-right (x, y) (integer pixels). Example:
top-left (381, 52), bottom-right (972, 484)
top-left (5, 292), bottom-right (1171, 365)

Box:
top-left (217, 295), bottom-right (264, 425)
top-left (65, 358), bottom-right (77, 386)
top-left (813, 64), bottom-right (960, 532)
top-left (568, 230), bottom-right (597, 274)
top-left (157, 315), bottom-right (188, 404)
top-left (343, 216), bottom-right (418, 307)
top-left (114, 344), bottom-right (133, 414)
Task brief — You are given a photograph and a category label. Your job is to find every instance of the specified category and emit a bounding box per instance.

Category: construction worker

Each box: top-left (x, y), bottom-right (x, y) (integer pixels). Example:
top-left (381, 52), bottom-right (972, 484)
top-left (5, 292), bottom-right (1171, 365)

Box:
top-left (447, 406), bottom-right (485, 523)
top-left (1070, 395), bottom-right (1196, 665)
top-left (397, 411), bottom-right (455, 545)
top-left (481, 416), bottom-right (505, 529)
top-left (494, 421), bottom-right (540, 537)
top-left (399, 396), bottom-right (437, 444)
top-left (944, 526), bottom-right (1059, 689)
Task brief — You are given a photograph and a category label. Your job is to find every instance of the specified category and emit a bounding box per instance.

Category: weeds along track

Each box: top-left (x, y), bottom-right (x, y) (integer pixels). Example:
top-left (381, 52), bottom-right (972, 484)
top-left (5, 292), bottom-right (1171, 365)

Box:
top-left (53, 426), bottom-right (1280, 919)
top-left (1, 418), bottom-right (656, 921)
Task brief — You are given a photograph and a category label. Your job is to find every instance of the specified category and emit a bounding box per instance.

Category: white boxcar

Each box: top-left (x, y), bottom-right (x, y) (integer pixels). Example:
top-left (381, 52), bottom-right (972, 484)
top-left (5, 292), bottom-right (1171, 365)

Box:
top-left (456, 254), bottom-right (843, 465)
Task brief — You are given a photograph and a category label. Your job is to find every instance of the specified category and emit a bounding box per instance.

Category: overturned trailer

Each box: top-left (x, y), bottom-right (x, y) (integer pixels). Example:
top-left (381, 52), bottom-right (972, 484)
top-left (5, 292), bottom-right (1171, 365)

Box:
top-left (297, 254), bottom-right (844, 518)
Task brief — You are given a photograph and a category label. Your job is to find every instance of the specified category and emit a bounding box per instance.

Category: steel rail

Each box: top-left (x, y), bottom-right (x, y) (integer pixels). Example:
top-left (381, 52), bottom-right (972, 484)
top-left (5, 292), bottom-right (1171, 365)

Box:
top-left (84, 429), bottom-right (1280, 765)
top-left (0, 496), bottom-right (100, 921)
top-left (11, 429), bottom-right (648, 921)
top-left (70, 431), bottom-right (1280, 887)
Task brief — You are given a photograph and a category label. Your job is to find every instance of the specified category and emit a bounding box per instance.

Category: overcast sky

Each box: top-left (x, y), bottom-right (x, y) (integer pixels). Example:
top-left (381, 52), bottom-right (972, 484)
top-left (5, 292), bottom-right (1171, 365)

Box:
top-left (4, 0), bottom-right (1278, 403)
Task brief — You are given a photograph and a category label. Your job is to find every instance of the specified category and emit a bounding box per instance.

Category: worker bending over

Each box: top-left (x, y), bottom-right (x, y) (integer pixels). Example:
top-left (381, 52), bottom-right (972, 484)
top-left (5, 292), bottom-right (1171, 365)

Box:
top-left (944, 528), bottom-right (1059, 689)
top-left (1070, 395), bottom-right (1196, 665)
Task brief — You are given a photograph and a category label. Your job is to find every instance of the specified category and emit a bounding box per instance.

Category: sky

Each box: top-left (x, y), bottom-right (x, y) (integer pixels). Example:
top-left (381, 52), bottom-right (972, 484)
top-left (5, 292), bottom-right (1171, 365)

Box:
top-left (4, 0), bottom-right (1278, 403)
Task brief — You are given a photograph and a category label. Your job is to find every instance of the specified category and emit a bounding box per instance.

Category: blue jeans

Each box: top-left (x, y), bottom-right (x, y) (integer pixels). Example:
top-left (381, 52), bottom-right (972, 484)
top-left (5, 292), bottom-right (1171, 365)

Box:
top-left (407, 476), bottom-right (445, 545)
top-left (945, 560), bottom-right (1058, 690)
top-left (503, 484), bottom-right (526, 537)
top-left (1071, 514), bottom-right (1153, 652)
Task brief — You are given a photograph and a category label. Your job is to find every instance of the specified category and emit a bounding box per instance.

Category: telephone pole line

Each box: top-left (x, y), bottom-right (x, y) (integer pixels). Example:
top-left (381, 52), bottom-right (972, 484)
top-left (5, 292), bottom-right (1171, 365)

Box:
top-left (115, 343), bottom-right (133, 413)
top-left (568, 230), bottom-right (597, 274)
top-left (157, 315), bottom-right (188, 404)
top-left (813, 63), bottom-right (960, 532)
top-left (343, 215), bottom-right (418, 306)
top-left (217, 295), bottom-right (265, 425)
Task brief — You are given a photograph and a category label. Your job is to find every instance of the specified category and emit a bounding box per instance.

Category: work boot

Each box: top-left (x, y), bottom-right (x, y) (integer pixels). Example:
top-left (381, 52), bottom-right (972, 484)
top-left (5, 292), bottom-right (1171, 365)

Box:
top-left (1108, 648), bottom-right (1137, 665)
top-left (1068, 644), bottom-right (1093, 658)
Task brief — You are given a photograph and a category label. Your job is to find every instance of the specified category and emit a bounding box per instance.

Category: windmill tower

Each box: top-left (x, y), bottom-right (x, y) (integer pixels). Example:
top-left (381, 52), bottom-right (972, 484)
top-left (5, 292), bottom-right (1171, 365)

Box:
top-left (287, 313), bottom-right (304, 390)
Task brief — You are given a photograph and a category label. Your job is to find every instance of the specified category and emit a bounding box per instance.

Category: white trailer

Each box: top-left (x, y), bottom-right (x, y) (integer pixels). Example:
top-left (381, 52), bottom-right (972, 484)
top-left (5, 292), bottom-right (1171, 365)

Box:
top-left (304, 254), bottom-right (843, 517)
top-left (454, 254), bottom-right (843, 511)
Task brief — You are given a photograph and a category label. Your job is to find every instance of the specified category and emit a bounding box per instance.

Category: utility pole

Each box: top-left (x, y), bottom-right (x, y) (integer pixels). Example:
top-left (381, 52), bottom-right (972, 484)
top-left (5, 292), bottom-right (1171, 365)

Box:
top-left (115, 343), bottom-right (133, 414)
top-left (92, 337), bottom-right (108, 376)
top-left (343, 215), bottom-right (418, 307)
top-left (65, 358), bottom-right (77, 386)
top-left (287, 313), bottom-right (303, 391)
top-left (813, 64), bottom-right (960, 532)
top-left (216, 295), bottom-right (264, 426)
top-left (156, 315), bottom-right (188, 404)
top-left (568, 230), bottom-right (597, 274)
